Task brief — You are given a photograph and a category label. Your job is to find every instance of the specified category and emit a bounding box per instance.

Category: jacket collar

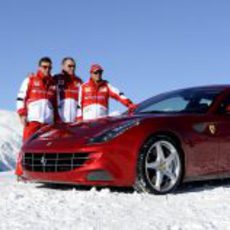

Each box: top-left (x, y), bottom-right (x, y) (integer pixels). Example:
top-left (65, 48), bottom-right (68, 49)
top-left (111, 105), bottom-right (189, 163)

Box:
top-left (61, 71), bottom-right (78, 83)
top-left (62, 70), bottom-right (75, 78)
top-left (36, 70), bottom-right (51, 79)
top-left (89, 77), bottom-right (106, 89)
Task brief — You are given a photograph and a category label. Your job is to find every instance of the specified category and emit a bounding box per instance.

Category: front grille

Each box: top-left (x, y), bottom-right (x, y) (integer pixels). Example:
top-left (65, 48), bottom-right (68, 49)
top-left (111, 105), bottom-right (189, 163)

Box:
top-left (22, 152), bottom-right (90, 172)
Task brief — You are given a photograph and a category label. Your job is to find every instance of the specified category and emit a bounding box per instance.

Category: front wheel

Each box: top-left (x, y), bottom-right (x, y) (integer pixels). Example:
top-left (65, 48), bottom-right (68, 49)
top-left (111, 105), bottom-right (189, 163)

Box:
top-left (135, 136), bottom-right (183, 194)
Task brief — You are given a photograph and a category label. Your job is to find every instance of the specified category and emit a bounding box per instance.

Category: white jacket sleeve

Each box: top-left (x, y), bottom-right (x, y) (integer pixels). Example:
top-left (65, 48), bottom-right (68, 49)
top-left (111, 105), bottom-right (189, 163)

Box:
top-left (16, 77), bottom-right (30, 116)
top-left (107, 83), bottom-right (132, 107)
top-left (76, 85), bottom-right (83, 120)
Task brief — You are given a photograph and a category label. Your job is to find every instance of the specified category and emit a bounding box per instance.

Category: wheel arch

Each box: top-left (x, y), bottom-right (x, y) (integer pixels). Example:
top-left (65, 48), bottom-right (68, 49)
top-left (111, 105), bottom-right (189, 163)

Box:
top-left (140, 130), bottom-right (183, 151)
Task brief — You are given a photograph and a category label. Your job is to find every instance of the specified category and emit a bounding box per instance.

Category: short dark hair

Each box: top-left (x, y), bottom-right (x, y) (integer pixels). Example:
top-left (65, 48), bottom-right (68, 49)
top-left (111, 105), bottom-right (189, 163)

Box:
top-left (62, 57), bottom-right (76, 65)
top-left (38, 57), bottom-right (52, 66)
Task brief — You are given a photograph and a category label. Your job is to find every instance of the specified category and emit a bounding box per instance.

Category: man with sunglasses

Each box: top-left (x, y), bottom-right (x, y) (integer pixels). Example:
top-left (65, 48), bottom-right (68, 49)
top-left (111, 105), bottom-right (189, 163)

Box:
top-left (78, 64), bottom-right (137, 120)
top-left (16, 57), bottom-right (57, 178)
top-left (54, 57), bottom-right (83, 123)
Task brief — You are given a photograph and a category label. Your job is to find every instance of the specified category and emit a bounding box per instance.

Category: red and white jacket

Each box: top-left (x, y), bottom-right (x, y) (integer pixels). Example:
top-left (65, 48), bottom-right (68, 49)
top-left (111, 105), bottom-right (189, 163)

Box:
top-left (16, 71), bottom-right (57, 124)
top-left (78, 78), bottom-right (134, 120)
top-left (54, 72), bottom-right (83, 123)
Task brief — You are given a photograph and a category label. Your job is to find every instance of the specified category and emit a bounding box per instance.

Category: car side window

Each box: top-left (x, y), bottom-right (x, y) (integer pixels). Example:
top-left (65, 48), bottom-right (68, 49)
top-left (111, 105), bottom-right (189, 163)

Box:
top-left (139, 96), bottom-right (188, 113)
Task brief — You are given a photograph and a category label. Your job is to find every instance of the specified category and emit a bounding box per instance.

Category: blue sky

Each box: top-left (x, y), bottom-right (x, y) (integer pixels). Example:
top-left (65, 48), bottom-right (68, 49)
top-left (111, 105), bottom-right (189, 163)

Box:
top-left (1, 0), bottom-right (230, 112)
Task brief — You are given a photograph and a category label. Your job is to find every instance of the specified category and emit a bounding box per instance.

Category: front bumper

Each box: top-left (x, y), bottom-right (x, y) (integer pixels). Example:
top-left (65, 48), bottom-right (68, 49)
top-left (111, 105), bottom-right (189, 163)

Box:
top-left (22, 144), bottom-right (137, 187)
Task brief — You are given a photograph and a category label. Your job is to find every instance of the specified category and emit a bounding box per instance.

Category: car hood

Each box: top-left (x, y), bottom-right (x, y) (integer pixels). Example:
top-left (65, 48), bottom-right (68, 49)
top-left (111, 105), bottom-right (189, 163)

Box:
top-left (22, 113), bottom-right (190, 152)
top-left (53, 115), bottom-right (144, 137)
top-left (22, 115), bottom-right (143, 151)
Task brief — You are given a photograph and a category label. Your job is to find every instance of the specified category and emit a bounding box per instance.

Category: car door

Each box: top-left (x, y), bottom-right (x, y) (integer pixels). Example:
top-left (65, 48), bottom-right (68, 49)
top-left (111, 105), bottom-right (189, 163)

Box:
top-left (185, 114), bottom-right (220, 177)
top-left (214, 93), bottom-right (230, 174)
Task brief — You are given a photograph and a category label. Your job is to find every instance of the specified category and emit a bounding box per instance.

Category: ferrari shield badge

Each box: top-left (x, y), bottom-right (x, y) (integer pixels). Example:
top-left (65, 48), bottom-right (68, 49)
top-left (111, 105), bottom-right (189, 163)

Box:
top-left (209, 124), bottom-right (216, 135)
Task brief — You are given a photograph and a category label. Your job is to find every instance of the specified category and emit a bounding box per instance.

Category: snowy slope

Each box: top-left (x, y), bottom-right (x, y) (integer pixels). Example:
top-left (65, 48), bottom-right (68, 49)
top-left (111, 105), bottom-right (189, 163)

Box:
top-left (1, 171), bottom-right (230, 230)
top-left (0, 110), bottom-right (22, 171)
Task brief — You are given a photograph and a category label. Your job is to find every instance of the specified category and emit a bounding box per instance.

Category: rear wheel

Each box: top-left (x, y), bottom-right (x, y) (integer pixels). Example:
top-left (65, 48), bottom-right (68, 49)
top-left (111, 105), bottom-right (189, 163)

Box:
top-left (135, 136), bottom-right (183, 194)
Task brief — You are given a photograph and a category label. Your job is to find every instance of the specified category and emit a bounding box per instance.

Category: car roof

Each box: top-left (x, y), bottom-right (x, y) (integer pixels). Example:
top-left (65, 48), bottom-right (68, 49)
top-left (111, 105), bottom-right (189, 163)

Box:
top-left (153, 85), bottom-right (230, 97)
top-left (137, 84), bottom-right (230, 107)
top-left (177, 84), bottom-right (230, 92)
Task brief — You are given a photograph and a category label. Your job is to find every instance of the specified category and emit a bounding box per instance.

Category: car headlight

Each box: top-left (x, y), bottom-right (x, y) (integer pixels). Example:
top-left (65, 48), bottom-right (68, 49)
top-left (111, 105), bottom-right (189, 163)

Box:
top-left (88, 119), bottom-right (140, 144)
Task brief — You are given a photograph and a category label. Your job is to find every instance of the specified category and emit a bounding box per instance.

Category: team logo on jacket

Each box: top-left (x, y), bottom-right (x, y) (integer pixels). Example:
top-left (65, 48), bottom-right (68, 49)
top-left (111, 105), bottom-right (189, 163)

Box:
top-left (85, 87), bottom-right (91, 92)
top-left (50, 85), bottom-right (56, 90)
top-left (75, 82), bottom-right (80, 87)
top-left (99, 87), bottom-right (108, 92)
top-left (34, 80), bottom-right (40, 86)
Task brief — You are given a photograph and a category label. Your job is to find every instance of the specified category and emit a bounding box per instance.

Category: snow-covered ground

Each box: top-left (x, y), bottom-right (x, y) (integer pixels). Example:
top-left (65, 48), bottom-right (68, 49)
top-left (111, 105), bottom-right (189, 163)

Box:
top-left (1, 171), bottom-right (230, 230)
top-left (0, 110), bottom-right (22, 171)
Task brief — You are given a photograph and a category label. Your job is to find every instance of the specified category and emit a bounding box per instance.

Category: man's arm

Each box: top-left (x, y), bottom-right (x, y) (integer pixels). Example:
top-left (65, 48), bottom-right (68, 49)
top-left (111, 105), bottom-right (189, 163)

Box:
top-left (16, 77), bottom-right (30, 126)
top-left (76, 85), bottom-right (83, 121)
top-left (107, 83), bottom-right (136, 107)
top-left (108, 83), bottom-right (138, 113)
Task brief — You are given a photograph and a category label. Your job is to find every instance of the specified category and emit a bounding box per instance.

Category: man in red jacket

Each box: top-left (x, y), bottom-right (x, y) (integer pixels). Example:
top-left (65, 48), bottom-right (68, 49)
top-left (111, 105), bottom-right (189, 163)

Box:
top-left (54, 57), bottom-right (83, 123)
top-left (15, 57), bottom-right (57, 178)
top-left (78, 64), bottom-right (137, 120)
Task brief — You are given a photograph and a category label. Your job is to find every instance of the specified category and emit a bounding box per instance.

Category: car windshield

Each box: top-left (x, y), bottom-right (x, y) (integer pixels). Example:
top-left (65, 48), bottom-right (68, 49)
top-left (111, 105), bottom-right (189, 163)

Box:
top-left (134, 88), bottom-right (222, 114)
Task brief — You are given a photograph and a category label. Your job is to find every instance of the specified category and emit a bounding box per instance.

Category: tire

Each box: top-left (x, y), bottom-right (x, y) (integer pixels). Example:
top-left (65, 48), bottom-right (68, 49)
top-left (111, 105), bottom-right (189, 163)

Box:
top-left (134, 135), bottom-right (183, 194)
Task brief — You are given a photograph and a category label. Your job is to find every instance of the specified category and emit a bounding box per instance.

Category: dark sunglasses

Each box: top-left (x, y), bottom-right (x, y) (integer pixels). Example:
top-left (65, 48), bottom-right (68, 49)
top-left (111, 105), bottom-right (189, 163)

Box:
top-left (41, 65), bottom-right (52, 70)
top-left (67, 65), bottom-right (75, 68)
top-left (93, 70), bottom-right (103, 75)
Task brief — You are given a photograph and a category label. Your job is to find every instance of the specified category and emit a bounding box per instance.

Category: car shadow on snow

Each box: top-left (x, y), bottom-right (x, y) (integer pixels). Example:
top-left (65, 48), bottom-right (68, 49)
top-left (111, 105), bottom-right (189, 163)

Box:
top-left (35, 178), bottom-right (230, 195)
top-left (175, 178), bottom-right (230, 194)
top-left (36, 183), bottom-right (134, 193)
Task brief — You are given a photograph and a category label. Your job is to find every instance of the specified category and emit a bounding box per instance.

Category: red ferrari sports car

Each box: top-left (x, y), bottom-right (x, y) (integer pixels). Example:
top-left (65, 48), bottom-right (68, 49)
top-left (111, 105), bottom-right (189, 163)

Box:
top-left (20, 85), bottom-right (230, 194)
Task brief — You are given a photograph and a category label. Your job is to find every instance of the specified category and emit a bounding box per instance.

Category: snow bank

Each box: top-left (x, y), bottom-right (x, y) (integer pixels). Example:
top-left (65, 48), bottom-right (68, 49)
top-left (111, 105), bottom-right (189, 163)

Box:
top-left (0, 110), bottom-right (22, 171)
